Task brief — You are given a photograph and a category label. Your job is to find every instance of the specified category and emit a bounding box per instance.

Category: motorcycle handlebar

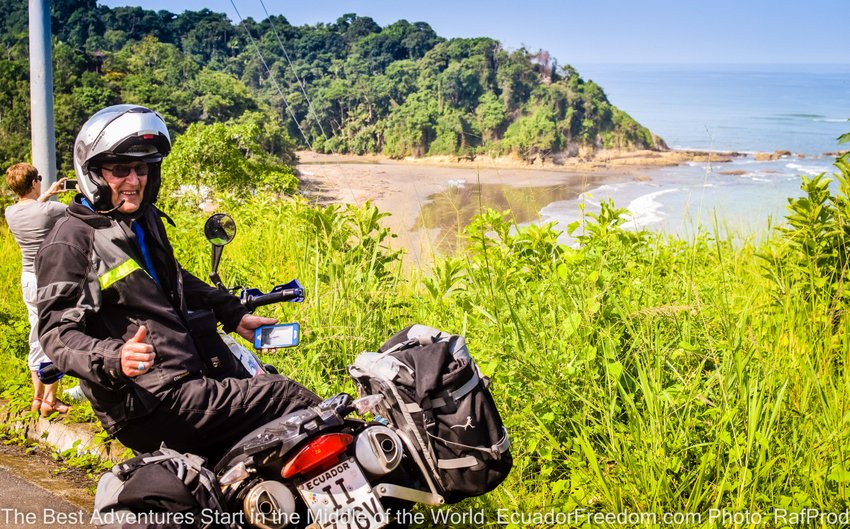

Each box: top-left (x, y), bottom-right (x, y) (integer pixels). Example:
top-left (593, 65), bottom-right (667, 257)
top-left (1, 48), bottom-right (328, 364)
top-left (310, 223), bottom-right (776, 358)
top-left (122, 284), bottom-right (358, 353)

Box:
top-left (242, 288), bottom-right (303, 311)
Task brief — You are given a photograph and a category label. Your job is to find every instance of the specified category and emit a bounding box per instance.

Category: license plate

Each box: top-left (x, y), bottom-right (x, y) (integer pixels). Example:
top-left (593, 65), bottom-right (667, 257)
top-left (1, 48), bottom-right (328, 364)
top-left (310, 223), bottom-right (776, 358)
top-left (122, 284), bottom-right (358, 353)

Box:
top-left (297, 458), bottom-right (388, 529)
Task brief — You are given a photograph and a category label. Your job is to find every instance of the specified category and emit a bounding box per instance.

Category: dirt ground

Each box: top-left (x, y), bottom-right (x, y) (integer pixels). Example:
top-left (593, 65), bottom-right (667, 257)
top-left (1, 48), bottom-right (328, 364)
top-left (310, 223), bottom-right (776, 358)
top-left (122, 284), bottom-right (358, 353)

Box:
top-left (0, 439), bottom-right (95, 510)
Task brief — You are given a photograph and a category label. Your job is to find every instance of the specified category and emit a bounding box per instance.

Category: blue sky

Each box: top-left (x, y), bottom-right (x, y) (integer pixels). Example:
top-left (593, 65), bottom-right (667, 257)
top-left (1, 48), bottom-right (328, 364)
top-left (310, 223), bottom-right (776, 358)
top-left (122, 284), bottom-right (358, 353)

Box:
top-left (98, 0), bottom-right (849, 65)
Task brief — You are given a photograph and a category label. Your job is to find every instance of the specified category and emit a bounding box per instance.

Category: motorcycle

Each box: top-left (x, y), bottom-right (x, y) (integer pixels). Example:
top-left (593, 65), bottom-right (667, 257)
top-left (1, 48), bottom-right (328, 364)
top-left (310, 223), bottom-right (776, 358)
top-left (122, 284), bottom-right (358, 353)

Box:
top-left (199, 213), bottom-right (446, 529)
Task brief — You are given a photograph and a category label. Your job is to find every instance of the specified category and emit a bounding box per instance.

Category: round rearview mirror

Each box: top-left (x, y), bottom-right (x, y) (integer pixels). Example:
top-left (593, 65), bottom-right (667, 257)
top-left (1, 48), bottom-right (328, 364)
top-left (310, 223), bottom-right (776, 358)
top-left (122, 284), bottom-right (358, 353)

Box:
top-left (204, 213), bottom-right (237, 246)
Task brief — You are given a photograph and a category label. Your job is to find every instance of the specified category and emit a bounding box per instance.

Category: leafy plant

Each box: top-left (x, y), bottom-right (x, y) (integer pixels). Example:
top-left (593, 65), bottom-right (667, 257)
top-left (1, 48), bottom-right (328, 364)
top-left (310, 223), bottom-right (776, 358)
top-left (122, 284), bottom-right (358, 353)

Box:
top-left (759, 158), bottom-right (850, 317)
top-left (160, 114), bottom-right (298, 204)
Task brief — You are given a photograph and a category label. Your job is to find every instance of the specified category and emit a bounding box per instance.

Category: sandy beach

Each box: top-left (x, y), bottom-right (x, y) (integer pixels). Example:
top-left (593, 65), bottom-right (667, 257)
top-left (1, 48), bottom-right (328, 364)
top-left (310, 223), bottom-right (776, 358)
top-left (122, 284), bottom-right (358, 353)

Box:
top-left (296, 149), bottom-right (736, 265)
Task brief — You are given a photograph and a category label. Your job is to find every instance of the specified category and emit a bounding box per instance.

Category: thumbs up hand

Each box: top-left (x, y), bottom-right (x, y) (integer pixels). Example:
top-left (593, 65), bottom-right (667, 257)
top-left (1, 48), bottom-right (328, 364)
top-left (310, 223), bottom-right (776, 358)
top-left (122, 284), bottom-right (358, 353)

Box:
top-left (121, 325), bottom-right (156, 378)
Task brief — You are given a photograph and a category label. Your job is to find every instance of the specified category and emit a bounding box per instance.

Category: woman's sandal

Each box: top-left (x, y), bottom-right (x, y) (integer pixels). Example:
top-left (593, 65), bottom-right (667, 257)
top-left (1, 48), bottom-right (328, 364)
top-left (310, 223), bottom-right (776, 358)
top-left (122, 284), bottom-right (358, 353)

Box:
top-left (40, 398), bottom-right (71, 417)
top-left (31, 396), bottom-right (42, 413)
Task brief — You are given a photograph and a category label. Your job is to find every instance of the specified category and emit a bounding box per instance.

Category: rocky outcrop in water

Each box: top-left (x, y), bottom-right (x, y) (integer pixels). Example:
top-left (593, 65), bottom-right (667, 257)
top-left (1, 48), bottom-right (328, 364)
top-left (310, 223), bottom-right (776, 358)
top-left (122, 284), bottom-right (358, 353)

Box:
top-left (754, 150), bottom-right (792, 161)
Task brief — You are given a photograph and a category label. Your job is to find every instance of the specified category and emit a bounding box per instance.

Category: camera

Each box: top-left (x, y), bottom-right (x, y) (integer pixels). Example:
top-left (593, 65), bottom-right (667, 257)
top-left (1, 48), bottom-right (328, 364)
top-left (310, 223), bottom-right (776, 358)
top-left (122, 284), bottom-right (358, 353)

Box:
top-left (63, 179), bottom-right (78, 191)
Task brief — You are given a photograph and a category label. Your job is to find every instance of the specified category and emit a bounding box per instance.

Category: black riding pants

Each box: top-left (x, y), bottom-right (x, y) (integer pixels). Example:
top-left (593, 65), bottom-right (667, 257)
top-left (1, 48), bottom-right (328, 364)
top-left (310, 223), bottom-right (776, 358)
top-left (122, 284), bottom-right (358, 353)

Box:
top-left (114, 373), bottom-right (321, 462)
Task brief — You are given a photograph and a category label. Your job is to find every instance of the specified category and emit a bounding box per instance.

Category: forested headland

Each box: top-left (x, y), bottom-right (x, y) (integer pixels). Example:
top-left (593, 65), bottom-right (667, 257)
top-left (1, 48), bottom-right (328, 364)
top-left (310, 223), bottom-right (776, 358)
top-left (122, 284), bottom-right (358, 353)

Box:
top-left (0, 0), bottom-right (663, 178)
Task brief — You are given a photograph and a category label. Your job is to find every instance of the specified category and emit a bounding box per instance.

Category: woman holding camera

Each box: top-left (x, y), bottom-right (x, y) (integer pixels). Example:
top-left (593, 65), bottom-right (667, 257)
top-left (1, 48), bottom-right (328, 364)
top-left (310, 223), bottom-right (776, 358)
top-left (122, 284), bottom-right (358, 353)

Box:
top-left (4, 162), bottom-right (74, 416)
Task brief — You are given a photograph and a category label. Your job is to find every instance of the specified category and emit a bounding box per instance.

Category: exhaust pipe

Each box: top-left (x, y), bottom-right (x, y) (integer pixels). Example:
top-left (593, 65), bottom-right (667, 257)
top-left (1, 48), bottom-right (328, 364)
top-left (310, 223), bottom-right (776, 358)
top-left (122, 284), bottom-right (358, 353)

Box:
top-left (355, 425), bottom-right (403, 477)
top-left (243, 480), bottom-right (297, 529)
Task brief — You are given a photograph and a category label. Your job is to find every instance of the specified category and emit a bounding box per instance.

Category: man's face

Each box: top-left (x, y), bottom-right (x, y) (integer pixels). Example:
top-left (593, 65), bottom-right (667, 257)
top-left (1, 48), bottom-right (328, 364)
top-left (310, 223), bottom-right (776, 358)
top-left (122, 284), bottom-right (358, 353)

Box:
top-left (100, 161), bottom-right (148, 213)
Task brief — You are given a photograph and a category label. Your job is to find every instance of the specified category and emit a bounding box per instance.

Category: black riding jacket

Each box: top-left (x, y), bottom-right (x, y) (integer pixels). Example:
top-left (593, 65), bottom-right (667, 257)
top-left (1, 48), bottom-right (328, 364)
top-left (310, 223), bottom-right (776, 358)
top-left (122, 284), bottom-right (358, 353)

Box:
top-left (35, 198), bottom-right (248, 433)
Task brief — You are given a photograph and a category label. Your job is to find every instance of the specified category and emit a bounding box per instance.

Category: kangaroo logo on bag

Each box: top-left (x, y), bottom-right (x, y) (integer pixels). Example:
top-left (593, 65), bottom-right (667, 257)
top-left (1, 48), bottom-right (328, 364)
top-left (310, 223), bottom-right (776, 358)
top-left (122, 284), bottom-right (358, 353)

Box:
top-left (451, 416), bottom-right (475, 430)
top-left (349, 324), bottom-right (512, 504)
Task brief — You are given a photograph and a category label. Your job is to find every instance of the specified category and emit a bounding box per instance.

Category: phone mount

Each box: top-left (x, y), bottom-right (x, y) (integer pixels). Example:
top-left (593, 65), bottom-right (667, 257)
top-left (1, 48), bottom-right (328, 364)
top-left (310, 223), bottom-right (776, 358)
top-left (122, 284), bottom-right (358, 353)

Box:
top-left (203, 213), bottom-right (237, 291)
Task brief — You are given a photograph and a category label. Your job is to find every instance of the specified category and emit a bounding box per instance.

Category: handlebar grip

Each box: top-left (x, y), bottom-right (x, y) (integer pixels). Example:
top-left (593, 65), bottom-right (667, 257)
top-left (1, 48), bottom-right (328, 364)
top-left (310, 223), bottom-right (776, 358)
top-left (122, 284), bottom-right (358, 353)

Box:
top-left (243, 288), bottom-right (302, 311)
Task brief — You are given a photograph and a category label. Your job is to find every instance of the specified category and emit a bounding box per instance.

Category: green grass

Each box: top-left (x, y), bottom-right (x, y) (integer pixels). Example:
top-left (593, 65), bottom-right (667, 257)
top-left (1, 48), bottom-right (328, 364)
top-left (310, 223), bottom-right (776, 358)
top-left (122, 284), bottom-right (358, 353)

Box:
top-left (0, 154), bottom-right (848, 527)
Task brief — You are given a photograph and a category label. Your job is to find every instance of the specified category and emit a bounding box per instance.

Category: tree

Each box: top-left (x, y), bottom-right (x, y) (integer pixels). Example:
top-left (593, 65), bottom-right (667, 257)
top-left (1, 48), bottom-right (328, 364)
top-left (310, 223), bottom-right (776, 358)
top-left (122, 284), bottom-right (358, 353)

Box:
top-left (54, 72), bottom-right (116, 171)
top-left (385, 59), bottom-right (419, 103)
top-left (336, 14), bottom-right (381, 45)
top-left (106, 36), bottom-right (198, 131)
top-left (402, 22), bottom-right (441, 59)
top-left (476, 91), bottom-right (506, 142)
top-left (101, 6), bottom-right (173, 48)
top-left (382, 91), bottom-right (438, 158)
top-left (231, 111), bottom-right (298, 166)
top-left (191, 68), bottom-right (259, 122)
top-left (178, 9), bottom-right (233, 65)
top-left (436, 58), bottom-right (485, 111)
top-left (0, 59), bottom-right (30, 169)
top-left (502, 106), bottom-right (559, 161)
top-left (429, 109), bottom-right (476, 156)
top-left (161, 115), bottom-right (297, 204)
top-left (496, 48), bottom-right (536, 112)
top-left (50, 0), bottom-right (103, 50)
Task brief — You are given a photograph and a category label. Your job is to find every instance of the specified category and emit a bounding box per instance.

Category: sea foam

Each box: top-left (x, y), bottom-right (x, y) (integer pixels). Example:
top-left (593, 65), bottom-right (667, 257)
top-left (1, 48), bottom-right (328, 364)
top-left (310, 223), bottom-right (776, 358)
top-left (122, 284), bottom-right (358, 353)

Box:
top-left (622, 188), bottom-right (681, 229)
top-left (786, 163), bottom-right (832, 176)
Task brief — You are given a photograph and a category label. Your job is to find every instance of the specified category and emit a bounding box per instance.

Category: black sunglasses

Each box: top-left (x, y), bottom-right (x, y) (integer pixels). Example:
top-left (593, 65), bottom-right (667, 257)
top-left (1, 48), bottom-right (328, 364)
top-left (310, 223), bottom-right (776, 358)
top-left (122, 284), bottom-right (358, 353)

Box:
top-left (101, 162), bottom-right (149, 178)
top-left (34, 174), bottom-right (43, 182)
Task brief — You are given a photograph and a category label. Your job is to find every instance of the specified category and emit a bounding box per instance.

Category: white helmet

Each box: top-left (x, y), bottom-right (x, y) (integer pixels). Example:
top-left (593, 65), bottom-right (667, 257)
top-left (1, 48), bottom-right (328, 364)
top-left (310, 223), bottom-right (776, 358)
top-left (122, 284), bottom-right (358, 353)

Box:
top-left (73, 104), bottom-right (171, 211)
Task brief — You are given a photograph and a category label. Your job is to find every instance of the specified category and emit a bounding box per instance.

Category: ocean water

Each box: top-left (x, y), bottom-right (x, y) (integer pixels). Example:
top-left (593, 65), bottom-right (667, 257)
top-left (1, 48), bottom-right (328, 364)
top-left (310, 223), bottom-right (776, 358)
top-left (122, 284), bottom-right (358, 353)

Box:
top-left (535, 64), bottom-right (850, 240)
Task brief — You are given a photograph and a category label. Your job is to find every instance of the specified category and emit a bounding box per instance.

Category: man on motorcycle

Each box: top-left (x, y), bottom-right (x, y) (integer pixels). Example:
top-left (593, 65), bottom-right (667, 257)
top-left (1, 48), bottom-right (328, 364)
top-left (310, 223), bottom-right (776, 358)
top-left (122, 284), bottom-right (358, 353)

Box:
top-left (36, 104), bottom-right (320, 461)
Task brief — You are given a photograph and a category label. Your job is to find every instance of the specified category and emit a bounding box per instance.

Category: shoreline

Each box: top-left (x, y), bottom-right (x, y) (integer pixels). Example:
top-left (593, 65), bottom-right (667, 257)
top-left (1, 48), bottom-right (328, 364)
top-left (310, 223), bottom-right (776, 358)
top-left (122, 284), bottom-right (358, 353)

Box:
top-left (297, 148), bottom-right (740, 172)
top-left (295, 148), bottom-right (739, 265)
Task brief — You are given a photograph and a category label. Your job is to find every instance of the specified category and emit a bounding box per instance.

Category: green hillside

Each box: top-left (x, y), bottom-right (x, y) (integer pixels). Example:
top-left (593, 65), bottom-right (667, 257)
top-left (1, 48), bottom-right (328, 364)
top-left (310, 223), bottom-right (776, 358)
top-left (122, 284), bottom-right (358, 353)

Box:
top-left (0, 0), bottom-right (662, 172)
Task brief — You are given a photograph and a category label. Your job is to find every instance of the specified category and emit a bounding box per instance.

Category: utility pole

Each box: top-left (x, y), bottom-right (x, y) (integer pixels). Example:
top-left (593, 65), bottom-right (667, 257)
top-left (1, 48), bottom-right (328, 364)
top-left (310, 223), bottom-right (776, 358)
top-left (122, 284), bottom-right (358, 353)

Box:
top-left (28, 0), bottom-right (57, 187)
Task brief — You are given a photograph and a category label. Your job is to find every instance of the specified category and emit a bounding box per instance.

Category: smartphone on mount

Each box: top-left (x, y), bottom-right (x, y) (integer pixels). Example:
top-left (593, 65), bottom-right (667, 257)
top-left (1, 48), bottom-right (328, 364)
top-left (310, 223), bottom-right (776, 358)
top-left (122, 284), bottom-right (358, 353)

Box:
top-left (254, 323), bottom-right (300, 349)
top-left (63, 179), bottom-right (78, 191)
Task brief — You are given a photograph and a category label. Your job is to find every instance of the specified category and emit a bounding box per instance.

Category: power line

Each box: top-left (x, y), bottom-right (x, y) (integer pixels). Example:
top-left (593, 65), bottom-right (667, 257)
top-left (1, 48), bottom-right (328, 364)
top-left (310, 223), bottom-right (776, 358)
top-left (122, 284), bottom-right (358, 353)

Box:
top-left (228, 0), bottom-right (311, 148)
top-left (228, 0), bottom-right (363, 211)
top-left (258, 0), bottom-right (328, 140)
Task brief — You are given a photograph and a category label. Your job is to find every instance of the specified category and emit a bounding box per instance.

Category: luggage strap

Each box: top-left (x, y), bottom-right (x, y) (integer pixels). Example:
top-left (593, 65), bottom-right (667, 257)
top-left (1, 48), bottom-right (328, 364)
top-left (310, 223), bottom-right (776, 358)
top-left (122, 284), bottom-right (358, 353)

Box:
top-left (379, 376), bottom-right (445, 489)
top-left (430, 427), bottom-right (511, 469)
top-left (404, 369), bottom-right (480, 413)
top-left (112, 446), bottom-right (227, 514)
top-left (114, 447), bottom-right (204, 479)
top-left (381, 338), bottom-right (419, 355)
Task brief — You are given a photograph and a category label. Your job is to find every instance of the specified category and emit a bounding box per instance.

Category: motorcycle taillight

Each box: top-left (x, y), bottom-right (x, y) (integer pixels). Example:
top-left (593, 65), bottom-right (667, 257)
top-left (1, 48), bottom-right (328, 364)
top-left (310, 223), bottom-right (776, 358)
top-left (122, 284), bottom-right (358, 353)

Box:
top-left (281, 433), bottom-right (354, 479)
